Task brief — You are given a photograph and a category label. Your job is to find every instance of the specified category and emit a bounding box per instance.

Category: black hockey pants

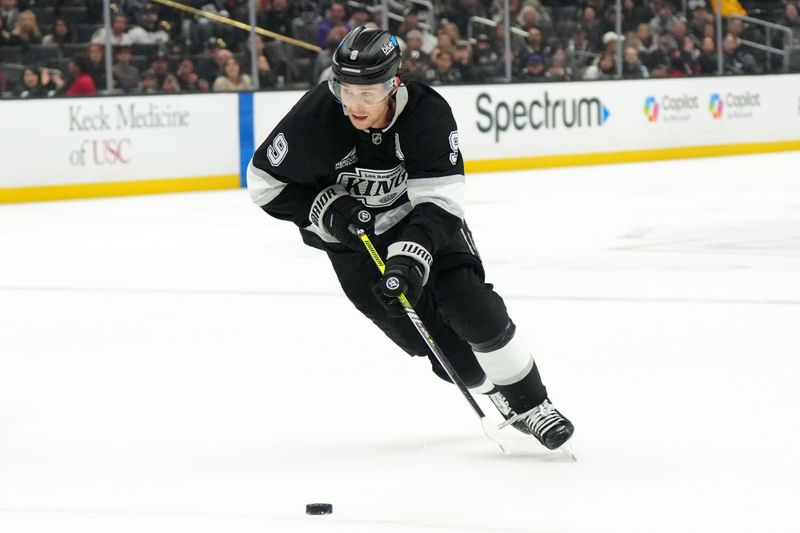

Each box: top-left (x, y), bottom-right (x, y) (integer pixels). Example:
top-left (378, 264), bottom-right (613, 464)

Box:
top-left (326, 222), bottom-right (511, 388)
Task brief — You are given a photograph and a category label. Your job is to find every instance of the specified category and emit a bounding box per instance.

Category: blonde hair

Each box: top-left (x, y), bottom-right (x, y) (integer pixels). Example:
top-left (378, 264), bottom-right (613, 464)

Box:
top-left (12, 10), bottom-right (42, 41)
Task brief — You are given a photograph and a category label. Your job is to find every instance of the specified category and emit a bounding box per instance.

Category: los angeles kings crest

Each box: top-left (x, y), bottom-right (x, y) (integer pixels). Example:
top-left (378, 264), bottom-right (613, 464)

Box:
top-left (337, 164), bottom-right (408, 207)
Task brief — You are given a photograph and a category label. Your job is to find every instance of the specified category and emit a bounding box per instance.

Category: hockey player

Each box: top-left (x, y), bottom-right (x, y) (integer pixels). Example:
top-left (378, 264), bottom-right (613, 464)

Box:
top-left (247, 26), bottom-right (574, 451)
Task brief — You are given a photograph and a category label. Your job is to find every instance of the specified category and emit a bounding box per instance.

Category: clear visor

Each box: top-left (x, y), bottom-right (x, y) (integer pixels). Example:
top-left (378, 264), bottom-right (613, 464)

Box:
top-left (328, 74), bottom-right (396, 107)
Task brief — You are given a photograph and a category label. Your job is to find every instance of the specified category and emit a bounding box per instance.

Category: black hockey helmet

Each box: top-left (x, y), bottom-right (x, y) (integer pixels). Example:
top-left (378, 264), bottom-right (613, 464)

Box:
top-left (329, 26), bottom-right (401, 103)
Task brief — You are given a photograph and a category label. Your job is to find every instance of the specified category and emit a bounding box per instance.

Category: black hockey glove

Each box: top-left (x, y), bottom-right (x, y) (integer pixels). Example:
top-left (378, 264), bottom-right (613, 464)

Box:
top-left (308, 185), bottom-right (373, 251)
top-left (374, 241), bottom-right (432, 317)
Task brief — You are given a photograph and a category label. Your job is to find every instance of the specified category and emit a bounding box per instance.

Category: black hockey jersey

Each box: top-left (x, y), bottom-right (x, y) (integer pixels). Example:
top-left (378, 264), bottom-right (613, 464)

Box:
top-left (247, 82), bottom-right (465, 255)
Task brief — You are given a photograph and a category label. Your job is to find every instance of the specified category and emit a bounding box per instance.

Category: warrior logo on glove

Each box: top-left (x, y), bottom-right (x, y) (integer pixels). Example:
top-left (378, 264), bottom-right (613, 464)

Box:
top-left (385, 277), bottom-right (401, 291)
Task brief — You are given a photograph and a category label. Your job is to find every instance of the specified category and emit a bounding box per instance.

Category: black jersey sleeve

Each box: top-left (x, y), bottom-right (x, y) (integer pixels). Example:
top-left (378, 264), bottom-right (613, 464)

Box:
top-left (247, 88), bottom-right (330, 228)
top-left (397, 88), bottom-right (466, 255)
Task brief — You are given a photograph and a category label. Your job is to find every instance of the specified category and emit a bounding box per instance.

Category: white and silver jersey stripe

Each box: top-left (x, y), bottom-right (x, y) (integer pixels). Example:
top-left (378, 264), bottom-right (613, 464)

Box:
top-left (374, 202), bottom-right (414, 235)
top-left (246, 161), bottom-right (287, 206)
top-left (407, 174), bottom-right (466, 220)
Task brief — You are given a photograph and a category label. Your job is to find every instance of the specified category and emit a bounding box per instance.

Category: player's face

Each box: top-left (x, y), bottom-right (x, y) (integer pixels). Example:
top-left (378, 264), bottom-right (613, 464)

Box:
top-left (341, 82), bottom-right (392, 131)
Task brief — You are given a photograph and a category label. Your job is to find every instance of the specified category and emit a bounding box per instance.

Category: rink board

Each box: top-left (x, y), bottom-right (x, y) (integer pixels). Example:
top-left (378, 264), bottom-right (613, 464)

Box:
top-left (2, 74), bottom-right (799, 203)
top-left (0, 93), bottom-right (241, 203)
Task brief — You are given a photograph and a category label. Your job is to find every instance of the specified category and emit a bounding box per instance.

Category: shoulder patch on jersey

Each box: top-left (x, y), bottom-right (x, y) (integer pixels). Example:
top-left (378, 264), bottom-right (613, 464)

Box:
top-left (448, 131), bottom-right (459, 165)
top-left (335, 147), bottom-right (358, 170)
top-left (267, 133), bottom-right (289, 166)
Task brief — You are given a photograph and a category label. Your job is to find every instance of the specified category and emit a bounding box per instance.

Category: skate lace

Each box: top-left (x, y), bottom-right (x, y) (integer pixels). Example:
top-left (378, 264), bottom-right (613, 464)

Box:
top-left (520, 400), bottom-right (564, 438)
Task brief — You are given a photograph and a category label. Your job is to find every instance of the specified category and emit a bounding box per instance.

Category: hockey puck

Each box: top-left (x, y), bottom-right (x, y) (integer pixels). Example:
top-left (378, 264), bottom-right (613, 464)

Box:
top-left (306, 503), bottom-right (333, 515)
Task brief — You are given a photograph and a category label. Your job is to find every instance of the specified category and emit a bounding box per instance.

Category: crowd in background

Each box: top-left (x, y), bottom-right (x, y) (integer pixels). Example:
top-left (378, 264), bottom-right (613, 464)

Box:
top-left (1, 0), bottom-right (800, 97)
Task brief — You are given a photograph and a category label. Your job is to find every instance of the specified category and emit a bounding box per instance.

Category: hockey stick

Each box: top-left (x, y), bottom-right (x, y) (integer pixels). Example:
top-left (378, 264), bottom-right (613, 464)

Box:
top-left (355, 229), bottom-right (507, 454)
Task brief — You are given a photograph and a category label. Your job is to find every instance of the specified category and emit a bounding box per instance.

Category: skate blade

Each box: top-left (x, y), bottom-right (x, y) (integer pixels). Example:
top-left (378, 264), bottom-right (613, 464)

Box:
top-left (481, 416), bottom-right (509, 455)
top-left (559, 443), bottom-right (577, 462)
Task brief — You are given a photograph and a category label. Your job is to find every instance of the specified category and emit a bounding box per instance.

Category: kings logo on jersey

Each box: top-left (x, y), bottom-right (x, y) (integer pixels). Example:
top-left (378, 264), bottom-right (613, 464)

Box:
top-left (337, 164), bottom-right (408, 207)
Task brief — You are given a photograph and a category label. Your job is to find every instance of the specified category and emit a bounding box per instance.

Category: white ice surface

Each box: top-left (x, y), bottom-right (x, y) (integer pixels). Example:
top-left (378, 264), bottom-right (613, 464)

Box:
top-left (1, 152), bottom-right (799, 532)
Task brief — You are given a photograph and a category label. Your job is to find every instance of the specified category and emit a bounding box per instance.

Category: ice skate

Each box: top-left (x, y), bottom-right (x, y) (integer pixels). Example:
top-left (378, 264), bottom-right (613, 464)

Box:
top-left (490, 393), bottom-right (574, 451)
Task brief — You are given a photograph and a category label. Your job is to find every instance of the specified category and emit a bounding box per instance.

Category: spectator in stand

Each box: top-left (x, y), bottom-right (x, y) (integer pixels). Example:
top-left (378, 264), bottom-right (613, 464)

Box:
top-left (113, 45), bottom-right (140, 92)
top-left (698, 35), bottom-right (717, 74)
top-left (404, 29), bottom-right (430, 63)
top-left (650, 1), bottom-right (679, 40)
top-left (678, 35), bottom-right (700, 76)
top-left (622, 45), bottom-right (649, 78)
top-left (11, 10), bottom-right (41, 45)
top-left (92, 13), bottom-right (133, 46)
top-left (453, 39), bottom-right (479, 83)
top-left (621, 0), bottom-right (652, 33)
top-left (257, 0), bottom-right (293, 42)
top-left (401, 48), bottom-right (434, 84)
top-left (38, 66), bottom-right (63, 96)
top-left (702, 21), bottom-right (716, 41)
top-left (395, 6), bottom-right (421, 41)
top-left (434, 27), bottom-right (456, 58)
top-left (0, 0), bottom-right (19, 32)
top-left (197, 39), bottom-right (227, 86)
top-left (42, 18), bottom-right (74, 46)
top-left (86, 43), bottom-right (106, 89)
top-left (313, 24), bottom-right (349, 84)
top-left (689, 3), bottom-right (713, 40)
top-left (348, 5), bottom-right (370, 30)
top-left (128, 3), bottom-right (169, 45)
top-left (517, 5), bottom-right (541, 32)
top-left (566, 26), bottom-right (596, 73)
top-left (0, 10), bottom-right (20, 46)
top-left (139, 68), bottom-right (158, 93)
top-left (546, 47), bottom-right (569, 81)
top-left (516, 2), bottom-right (553, 35)
top-left (671, 19), bottom-right (689, 46)
top-left (722, 33), bottom-right (757, 75)
top-left (161, 73), bottom-right (181, 93)
top-left (175, 56), bottom-right (208, 92)
top-left (473, 33), bottom-right (499, 80)
top-left (432, 49), bottom-right (462, 85)
top-left (241, 34), bottom-right (276, 89)
top-left (635, 22), bottom-right (656, 54)
top-left (316, 2), bottom-right (349, 48)
top-left (580, 5), bottom-right (604, 49)
top-left (517, 53), bottom-right (547, 81)
top-left (515, 25), bottom-right (548, 73)
top-left (780, 2), bottom-right (800, 29)
top-left (492, 21), bottom-right (511, 58)
top-left (212, 56), bottom-right (252, 91)
top-left (441, 22), bottom-right (462, 46)
top-left (65, 55), bottom-right (97, 95)
top-left (150, 51), bottom-right (171, 86)
top-left (583, 51), bottom-right (616, 80)
top-left (601, 31), bottom-right (621, 57)
top-left (779, 2), bottom-right (800, 69)
top-left (726, 17), bottom-right (747, 41)
top-left (644, 33), bottom-right (678, 77)
top-left (15, 66), bottom-right (48, 97)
